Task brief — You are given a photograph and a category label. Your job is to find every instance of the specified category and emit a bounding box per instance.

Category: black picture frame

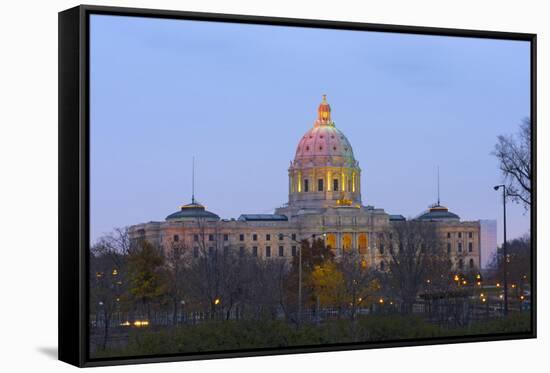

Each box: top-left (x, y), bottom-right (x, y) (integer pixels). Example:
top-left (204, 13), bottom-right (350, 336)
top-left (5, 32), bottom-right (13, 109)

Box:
top-left (59, 4), bottom-right (537, 367)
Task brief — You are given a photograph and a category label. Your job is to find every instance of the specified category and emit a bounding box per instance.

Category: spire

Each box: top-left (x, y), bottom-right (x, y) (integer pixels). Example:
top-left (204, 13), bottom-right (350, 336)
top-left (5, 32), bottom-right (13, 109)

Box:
top-left (317, 94), bottom-right (332, 123)
top-left (437, 166), bottom-right (440, 206)
top-left (191, 156), bottom-right (195, 204)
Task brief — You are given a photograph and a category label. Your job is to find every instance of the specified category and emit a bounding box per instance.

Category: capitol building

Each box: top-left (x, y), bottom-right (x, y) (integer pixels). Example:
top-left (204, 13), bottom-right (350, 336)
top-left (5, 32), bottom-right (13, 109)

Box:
top-left (130, 96), bottom-right (484, 272)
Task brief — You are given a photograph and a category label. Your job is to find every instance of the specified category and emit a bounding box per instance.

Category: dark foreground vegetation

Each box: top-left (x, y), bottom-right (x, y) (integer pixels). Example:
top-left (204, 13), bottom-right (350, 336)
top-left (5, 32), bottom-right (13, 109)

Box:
top-left (93, 313), bottom-right (530, 358)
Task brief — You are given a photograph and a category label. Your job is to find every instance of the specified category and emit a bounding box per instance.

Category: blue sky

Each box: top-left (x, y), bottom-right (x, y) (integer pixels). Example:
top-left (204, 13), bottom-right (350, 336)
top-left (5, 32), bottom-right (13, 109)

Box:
top-left (90, 14), bottom-right (531, 245)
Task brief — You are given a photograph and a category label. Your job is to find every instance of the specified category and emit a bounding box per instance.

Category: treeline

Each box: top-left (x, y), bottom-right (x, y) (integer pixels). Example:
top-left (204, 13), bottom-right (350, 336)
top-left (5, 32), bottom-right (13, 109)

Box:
top-left (90, 222), bottom-right (526, 352)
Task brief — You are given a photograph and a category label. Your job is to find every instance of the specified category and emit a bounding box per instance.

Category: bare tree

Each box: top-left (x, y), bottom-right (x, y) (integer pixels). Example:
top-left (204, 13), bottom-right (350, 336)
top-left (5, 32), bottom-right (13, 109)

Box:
top-left (339, 250), bottom-right (377, 320)
top-left (380, 221), bottom-right (450, 314)
top-left (89, 232), bottom-right (128, 350)
top-left (493, 118), bottom-right (532, 208)
top-left (163, 241), bottom-right (193, 324)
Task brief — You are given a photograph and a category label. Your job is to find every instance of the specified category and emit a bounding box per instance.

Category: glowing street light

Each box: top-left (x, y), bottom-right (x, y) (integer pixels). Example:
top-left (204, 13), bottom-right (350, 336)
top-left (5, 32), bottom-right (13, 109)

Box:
top-left (494, 184), bottom-right (509, 316)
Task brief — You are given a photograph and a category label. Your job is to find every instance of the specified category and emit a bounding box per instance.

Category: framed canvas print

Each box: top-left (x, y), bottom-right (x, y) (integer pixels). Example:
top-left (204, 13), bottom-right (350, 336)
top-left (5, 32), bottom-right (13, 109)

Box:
top-left (58, 4), bottom-right (537, 367)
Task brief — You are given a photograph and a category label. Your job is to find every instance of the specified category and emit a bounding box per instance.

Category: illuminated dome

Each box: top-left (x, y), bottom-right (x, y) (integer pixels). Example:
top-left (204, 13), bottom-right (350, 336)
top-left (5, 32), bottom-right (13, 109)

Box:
top-left (285, 95), bottom-right (362, 210)
top-left (294, 96), bottom-right (357, 168)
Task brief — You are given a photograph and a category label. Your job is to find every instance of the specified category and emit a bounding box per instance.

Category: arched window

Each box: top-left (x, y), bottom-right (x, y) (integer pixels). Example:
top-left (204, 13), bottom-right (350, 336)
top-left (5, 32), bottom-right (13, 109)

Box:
top-left (342, 234), bottom-right (352, 252)
top-left (358, 233), bottom-right (368, 254)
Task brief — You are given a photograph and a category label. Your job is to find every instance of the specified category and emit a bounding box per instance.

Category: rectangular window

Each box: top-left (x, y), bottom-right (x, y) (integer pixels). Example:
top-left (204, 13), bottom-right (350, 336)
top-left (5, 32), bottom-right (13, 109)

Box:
top-left (193, 247), bottom-right (199, 258)
top-left (447, 232), bottom-right (451, 239)
top-left (278, 233), bottom-right (284, 241)
top-left (239, 246), bottom-right (245, 257)
top-left (173, 234), bottom-right (179, 242)
top-left (333, 178), bottom-right (339, 191)
top-left (208, 234), bottom-right (214, 241)
top-left (194, 234), bottom-right (199, 242)
top-left (447, 243), bottom-right (451, 254)
top-left (304, 179), bottom-right (309, 192)
top-left (223, 234), bottom-right (228, 241)
top-left (253, 234), bottom-right (257, 241)
top-left (468, 242), bottom-right (473, 252)
top-left (291, 246), bottom-right (297, 257)
top-left (458, 232), bottom-right (462, 239)
top-left (266, 246), bottom-right (271, 257)
top-left (291, 233), bottom-right (296, 241)
top-left (468, 232), bottom-right (473, 238)
top-left (223, 246), bottom-right (229, 256)
top-left (252, 246), bottom-right (258, 257)
top-left (318, 179), bottom-right (324, 191)
top-left (208, 247), bottom-right (214, 256)
top-left (379, 244), bottom-right (384, 254)
top-left (266, 234), bottom-right (271, 241)
top-left (279, 246), bottom-right (284, 257)
top-left (239, 234), bottom-right (244, 241)
top-left (458, 242), bottom-right (462, 252)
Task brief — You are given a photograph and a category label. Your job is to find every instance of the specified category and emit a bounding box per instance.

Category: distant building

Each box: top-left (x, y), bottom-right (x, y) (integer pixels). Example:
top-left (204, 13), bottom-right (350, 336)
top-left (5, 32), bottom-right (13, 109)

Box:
top-left (479, 219), bottom-right (497, 269)
top-left (130, 96), bottom-right (482, 272)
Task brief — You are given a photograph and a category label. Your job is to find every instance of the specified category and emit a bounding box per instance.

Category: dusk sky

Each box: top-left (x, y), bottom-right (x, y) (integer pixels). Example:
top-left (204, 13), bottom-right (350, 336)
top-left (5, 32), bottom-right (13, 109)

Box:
top-left (90, 14), bottom-right (531, 245)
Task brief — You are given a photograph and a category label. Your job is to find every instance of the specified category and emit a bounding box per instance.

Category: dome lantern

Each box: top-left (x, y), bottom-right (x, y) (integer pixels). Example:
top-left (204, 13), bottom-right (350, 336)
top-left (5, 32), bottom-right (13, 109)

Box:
top-left (317, 94), bottom-right (332, 125)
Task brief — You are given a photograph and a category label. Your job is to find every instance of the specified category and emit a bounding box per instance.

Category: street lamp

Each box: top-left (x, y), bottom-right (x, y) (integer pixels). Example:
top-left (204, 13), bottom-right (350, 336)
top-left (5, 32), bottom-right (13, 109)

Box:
top-left (494, 184), bottom-right (509, 316)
